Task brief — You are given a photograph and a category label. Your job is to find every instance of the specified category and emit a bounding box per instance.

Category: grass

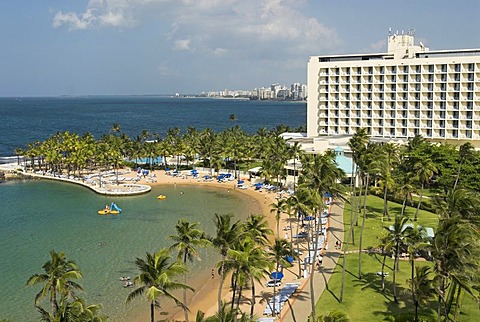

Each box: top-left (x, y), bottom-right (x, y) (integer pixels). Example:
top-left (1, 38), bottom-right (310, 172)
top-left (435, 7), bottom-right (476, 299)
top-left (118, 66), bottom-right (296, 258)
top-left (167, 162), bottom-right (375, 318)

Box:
top-left (315, 194), bottom-right (479, 321)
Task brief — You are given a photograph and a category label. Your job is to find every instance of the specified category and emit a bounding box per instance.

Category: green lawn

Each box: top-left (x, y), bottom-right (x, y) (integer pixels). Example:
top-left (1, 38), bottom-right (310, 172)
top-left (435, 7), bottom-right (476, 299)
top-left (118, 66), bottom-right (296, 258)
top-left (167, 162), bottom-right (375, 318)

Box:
top-left (315, 195), bottom-right (479, 321)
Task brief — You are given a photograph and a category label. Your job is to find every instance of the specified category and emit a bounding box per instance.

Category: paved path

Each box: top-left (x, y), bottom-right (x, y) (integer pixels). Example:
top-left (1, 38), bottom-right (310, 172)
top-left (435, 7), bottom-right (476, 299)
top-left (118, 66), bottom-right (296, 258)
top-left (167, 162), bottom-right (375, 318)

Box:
top-left (279, 200), bottom-right (345, 322)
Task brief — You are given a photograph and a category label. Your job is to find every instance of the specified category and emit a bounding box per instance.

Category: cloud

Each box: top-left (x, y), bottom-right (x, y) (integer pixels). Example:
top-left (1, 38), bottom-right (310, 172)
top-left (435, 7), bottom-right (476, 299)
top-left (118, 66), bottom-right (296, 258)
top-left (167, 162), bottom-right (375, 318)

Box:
top-left (173, 39), bottom-right (192, 51)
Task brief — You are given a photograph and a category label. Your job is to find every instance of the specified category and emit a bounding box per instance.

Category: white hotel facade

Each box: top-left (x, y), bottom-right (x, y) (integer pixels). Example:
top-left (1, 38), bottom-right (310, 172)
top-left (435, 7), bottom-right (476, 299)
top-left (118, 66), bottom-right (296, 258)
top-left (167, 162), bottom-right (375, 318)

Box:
top-left (306, 31), bottom-right (480, 148)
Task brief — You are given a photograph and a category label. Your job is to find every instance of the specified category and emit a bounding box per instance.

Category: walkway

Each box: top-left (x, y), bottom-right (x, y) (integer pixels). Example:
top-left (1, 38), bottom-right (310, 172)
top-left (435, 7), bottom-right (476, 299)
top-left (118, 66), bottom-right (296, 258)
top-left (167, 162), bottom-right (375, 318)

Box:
top-left (279, 200), bottom-right (345, 322)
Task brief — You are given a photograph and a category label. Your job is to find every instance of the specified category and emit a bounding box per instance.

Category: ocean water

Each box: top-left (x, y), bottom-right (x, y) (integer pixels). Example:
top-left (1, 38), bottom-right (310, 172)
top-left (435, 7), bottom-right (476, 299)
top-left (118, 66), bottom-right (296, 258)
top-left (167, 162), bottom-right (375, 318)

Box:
top-left (0, 97), bottom-right (306, 321)
top-left (0, 96), bottom-right (306, 157)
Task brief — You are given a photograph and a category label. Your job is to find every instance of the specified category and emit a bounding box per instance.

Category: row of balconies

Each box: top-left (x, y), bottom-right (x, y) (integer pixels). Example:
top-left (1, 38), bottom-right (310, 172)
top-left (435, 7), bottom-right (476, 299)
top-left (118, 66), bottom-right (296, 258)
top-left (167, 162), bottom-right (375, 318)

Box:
top-left (318, 65), bottom-right (478, 77)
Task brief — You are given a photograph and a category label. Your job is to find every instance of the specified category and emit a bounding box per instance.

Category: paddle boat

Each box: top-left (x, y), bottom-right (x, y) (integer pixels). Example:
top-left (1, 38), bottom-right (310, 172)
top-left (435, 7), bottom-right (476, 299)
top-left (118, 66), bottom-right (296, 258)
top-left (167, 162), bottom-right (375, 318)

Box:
top-left (98, 202), bottom-right (122, 215)
top-left (157, 194), bottom-right (167, 200)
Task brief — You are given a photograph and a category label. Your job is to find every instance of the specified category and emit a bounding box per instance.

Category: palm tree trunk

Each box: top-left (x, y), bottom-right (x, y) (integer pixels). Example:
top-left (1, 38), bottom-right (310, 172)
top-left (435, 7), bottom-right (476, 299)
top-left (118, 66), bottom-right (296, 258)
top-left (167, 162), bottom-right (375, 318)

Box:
top-left (454, 287), bottom-right (462, 322)
top-left (411, 259), bottom-right (416, 322)
top-left (381, 251), bottom-right (386, 291)
top-left (218, 261), bottom-right (225, 312)
top-left (358, 175), bottom-right (369, 279)
top-left (393, 243), bottom-right (399, 304)
top-left (250, 277), bottom-right (256, 316)
top-left (150, 301), bottom-right (155, 322)
top-left (453, 159), bottom-right (464, 191)
top-left (383, 185), bottom-right (390, 221)
top-left (231, 271), bottom-right (238, 309)
top-left (183, 273), bottom-right (189, 322)
top-left (414, 183), bottom-right (424, 221)
top-left (340, 205), bottom-right (355, 302)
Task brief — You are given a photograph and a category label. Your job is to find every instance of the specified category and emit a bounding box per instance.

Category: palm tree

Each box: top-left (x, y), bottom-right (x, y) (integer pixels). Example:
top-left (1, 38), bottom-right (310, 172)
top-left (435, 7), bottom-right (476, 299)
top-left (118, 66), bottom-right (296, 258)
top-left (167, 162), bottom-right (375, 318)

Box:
top-left (383, 215), bottom-right (412, 304)
top-left (453, 142), bottom-right (474, 191)
top-left (169, 220), bottom-right (211, 322)
top-left (408, 266), bottom-right (434, 322)
top-left (316, 310), bottom-right (351, 322)
top-left (269, 238), bottom-right (292, 317)
top-left (26, 251), bottom-right (83, 320)
top-left (227, 236), bottom-right (272, 314)
top-left (244, 214), bottom-right (273, 246)
top-left (413, 158), bottom-right (437, 221)
top-left (126, 248), bottom-right (193, 322)
top-left (211, 213), bottom-right (243, 312)
top-left (196, 301), bottom-right (256, 322)
top-left (270, 198), bottom-right (287, 238)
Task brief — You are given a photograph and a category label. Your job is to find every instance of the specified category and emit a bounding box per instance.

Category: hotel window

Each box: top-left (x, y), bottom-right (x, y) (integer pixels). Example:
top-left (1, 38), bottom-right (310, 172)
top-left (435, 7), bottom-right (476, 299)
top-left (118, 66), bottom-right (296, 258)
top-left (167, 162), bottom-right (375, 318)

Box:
top-left (468, 63), bottom-right (474, 71)
top-left (356, 67), bottom-right (361, 75)
top-left (379, 66), bottom-right (384, 74)
top-left (453, 130), bottom-right (458, 138)
top-left (414, 111), bottom-right (420, 118)
top-left (415, 102), bottom-right (420, 109)
top-left (391, 84), bottom-right (396, 91)
top-left (416, 75), bottom-right (421, 82)
top-left (415, 66), bottom-right (421, 73)
top-left (414, 128), bottom-right (420, 135)
top-left (441, 64), bottom-right (447, 72)
top-left (439, 129), bottom-right (445, 137)
top-left (440, 102), bottom-right (446, 109)
top-left (379, 75), bottom-right (384, 82)
top-left (453, 111), bottom-right (459, 119)
top-left (403, 84), bottom-right (408, 91)
top-left (440, 111), bottom-right (445, 118)
top-left (427, 120), bottom-right (432, 127)
top-left (467, 102), bottom-right (473, 110)
top-left (379, 110), bottom-right (384, 117)
top-left (403, 75), bottom-right (408, 82)
top-left (391, 93), bottom-right (396, 100)
top-left (426, 129), bottom-right (432, 137)
top-left (467, 111), bottom-right (473, 119)
top-left (453, 102), bottom-right (459, 110)
top-left (428, 65), bottom-right (434, 73)
top-left (441, 75), bottom-right (447, 82)
top-left (453, 120), bottom-right (459, 128)
top-left (403, 66), bottom-right (409, 73)
top-left (390, 128), bottom-right (395, 135)
top-left (391, 66), bottom-right (397, 74)
top-left (468, 73), bottom-right (474, 81)
top-left (368, 67), bottom-right (373, 74)
top-left (467, 83), bottom-right (474, 91)
top-left (454, 64), bottom-right (461, 72)
top-left (440, 120), bottom-right (445, 127)
top-left (390, 120), bottom-right (395, 126)
top-left (390, 111), bottom-right (395, 118)
top-left (415, 84), bottom-right (421, 91)
top-left (401, 128), bottom-right (407, 136)
top-left (427, 111), bottom-right (432, 118)
top-left (379, 84), bottom-right (384, 91)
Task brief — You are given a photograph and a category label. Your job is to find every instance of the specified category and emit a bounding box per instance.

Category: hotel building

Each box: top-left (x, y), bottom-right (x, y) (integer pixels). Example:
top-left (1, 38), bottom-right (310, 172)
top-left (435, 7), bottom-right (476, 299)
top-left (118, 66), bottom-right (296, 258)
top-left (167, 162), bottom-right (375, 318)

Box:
top-left (306, 30), bottom-right (480, 147)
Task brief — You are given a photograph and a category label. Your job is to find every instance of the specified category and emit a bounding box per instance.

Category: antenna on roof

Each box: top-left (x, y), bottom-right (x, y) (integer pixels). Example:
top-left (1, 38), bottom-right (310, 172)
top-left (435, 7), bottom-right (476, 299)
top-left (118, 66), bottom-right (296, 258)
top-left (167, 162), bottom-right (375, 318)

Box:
top-left (389, 27), bottom-right (392, 35)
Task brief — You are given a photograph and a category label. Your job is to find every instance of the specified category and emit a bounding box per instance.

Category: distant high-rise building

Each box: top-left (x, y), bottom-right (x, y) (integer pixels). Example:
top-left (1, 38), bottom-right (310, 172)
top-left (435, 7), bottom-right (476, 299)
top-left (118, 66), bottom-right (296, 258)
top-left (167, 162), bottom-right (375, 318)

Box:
top-left (307, 30), bottom-right (480, 146)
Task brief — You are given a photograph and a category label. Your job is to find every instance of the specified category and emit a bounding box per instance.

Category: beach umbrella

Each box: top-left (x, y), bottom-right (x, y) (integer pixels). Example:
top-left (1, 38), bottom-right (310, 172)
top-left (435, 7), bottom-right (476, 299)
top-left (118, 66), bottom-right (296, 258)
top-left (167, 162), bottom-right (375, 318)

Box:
top-left (285, 256), bottom-right (294, 264)
top-left (253, 183), bottom-right (263, 187)
top-left (304, 216), bottom-right (315, 221)
top-left (237, 180), bottom-right (244, 185)
top-left (270, 271), bottom-right (284, 280)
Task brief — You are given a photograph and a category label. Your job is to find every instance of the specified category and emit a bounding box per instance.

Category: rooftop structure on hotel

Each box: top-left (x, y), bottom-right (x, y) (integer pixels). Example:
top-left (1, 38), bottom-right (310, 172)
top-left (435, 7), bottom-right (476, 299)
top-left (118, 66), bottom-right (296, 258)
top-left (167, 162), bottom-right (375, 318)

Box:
top-left (307, 29), bottom-right (480, 147)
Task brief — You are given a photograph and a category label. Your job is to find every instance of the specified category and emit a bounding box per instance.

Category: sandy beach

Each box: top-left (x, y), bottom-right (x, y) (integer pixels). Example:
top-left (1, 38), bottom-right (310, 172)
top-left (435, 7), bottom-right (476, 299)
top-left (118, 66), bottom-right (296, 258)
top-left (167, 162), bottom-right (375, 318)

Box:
top-left (123, 168), bottom-right (306, 322)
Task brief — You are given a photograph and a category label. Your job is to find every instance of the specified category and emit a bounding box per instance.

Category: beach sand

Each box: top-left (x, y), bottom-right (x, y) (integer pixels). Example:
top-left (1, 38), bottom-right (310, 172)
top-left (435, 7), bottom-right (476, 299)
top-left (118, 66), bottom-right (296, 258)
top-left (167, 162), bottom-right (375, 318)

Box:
top-left (124, 168), bottom-right (308, 322)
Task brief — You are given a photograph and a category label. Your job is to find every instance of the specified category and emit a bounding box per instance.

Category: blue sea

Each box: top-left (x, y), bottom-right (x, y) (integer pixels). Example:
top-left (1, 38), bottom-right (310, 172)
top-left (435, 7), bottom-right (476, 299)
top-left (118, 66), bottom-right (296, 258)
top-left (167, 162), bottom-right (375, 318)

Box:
top-left (0, 97), bottom-right (306, 321)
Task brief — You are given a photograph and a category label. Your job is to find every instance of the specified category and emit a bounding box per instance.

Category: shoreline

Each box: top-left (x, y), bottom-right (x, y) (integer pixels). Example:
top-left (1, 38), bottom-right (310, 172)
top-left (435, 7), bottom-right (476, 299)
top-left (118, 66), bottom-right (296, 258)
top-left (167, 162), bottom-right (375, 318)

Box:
top-left (1, 165), bottom-right (321, 321)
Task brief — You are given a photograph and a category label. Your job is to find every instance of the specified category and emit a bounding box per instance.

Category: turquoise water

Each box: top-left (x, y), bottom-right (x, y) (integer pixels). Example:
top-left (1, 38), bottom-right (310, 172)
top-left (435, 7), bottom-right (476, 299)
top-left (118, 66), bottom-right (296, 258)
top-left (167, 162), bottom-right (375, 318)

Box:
top-left (0, 179), bottom-right (260, 321)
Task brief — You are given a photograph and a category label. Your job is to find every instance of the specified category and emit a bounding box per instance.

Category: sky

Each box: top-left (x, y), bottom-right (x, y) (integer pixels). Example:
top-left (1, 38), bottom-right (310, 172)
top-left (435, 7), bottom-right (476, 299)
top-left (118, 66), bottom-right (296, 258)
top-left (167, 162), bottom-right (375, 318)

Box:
top-left (1, 0), bottom-right (479, 96)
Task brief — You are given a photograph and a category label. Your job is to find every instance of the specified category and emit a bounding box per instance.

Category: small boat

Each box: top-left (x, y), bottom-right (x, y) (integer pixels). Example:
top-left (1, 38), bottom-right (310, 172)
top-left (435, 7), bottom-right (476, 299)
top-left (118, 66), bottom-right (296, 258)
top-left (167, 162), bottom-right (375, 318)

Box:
top-left (123, 281), bottom-right (134, 288)
top-left (98, 209), bottom-right (110, 215)
top-left (119, 276), bottom-right (131, 281)
top-left (157, 195), bottom-right (167, 200)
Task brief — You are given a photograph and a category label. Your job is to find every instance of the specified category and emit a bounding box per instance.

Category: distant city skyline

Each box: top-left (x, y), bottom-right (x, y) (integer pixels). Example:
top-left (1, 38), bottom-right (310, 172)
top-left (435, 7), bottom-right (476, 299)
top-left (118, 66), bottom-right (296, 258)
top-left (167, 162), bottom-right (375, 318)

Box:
top-left (1, 1), bottom-right (479, 97)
